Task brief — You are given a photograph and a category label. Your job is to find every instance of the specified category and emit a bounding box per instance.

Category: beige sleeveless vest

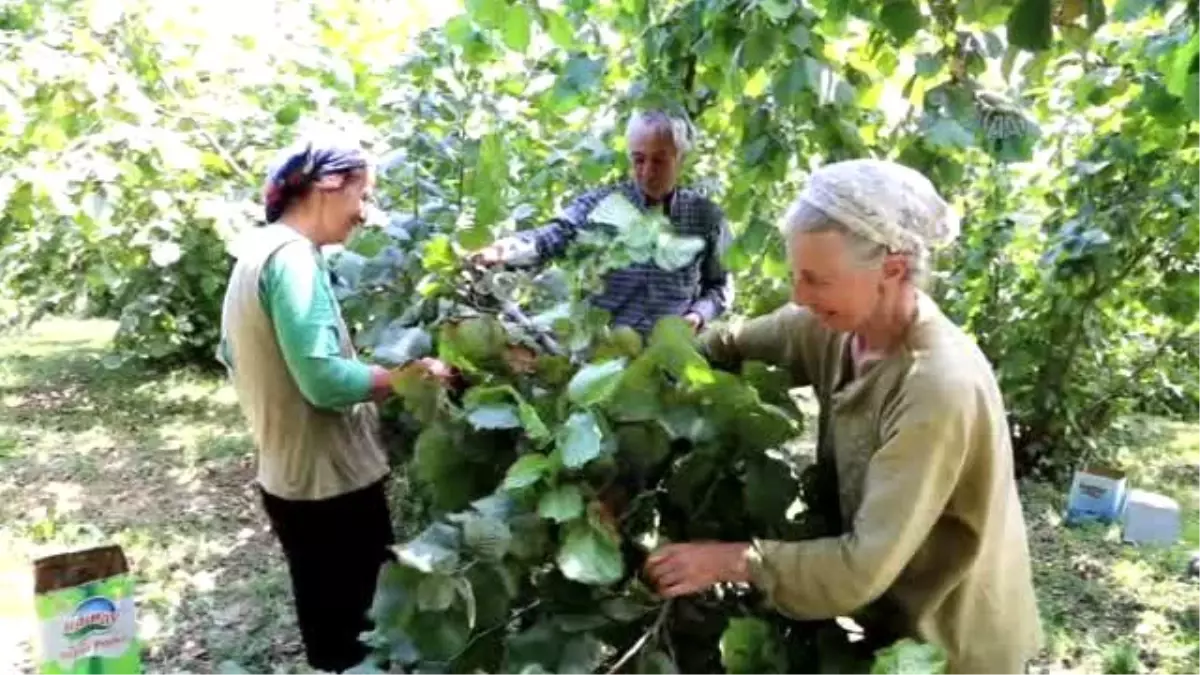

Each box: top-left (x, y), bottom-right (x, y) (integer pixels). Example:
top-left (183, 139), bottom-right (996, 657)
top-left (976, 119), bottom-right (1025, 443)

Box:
top-left (220, 224), bottom-right (388, 501)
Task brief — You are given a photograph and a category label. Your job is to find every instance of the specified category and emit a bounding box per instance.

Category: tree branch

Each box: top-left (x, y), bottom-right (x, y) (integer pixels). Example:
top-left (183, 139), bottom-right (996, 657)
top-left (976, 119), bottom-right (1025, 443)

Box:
top-left (155, 76), bottom-right (257, 186)
top-left (605, 600), bottom-right (672, 675)
top-left (448, 600), bottom-right (542, 664)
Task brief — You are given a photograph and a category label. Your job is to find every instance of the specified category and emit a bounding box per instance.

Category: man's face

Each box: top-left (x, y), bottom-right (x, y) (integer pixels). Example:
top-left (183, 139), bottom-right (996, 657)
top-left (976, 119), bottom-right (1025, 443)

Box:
top-left (628, 127), bottom-right (681, 202)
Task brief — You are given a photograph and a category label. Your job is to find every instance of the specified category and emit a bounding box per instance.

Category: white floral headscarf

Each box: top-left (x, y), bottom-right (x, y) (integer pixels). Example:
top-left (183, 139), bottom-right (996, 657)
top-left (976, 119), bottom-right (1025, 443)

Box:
top-left (791, 159), bottom-right (960, 253)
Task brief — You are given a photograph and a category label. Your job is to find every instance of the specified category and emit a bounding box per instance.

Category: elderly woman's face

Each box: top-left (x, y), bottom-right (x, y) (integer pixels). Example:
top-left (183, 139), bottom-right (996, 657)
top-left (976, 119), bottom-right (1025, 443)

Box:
top-left (788, 230), bottom-right (891, 333)
top-left (319, 168), bottom-right (374, 244)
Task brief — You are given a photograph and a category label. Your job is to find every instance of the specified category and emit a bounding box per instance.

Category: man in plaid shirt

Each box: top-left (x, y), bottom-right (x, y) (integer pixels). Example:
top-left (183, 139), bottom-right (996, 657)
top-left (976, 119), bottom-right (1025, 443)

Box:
top-left (474, 109), bottom-right (733, 334)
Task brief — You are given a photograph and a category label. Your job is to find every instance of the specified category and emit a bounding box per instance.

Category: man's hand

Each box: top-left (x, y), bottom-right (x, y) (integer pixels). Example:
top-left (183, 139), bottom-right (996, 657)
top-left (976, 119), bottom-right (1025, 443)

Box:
top-left (470, 237), bottom-right (539, 267)
top-left (470, 242), bottom-right (507, 266)
top-left (503, 344), bottom-right (539, 375)
top-left (683, 312), bottom-right (704, 333)
top-left (644, 542), bottom-right (751, 598)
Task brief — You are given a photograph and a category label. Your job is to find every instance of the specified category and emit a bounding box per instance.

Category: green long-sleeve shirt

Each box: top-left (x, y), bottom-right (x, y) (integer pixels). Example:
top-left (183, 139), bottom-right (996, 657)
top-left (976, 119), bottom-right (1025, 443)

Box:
top-left (219, 239), bottom-right (371, 410)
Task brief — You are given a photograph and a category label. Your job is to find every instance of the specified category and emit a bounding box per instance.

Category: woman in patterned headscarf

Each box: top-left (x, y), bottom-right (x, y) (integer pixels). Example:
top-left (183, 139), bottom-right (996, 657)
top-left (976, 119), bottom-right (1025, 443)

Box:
top-left (642, 159), bottom-right (1043, 673)
top-left (219, 133), bottom-right (449, 672)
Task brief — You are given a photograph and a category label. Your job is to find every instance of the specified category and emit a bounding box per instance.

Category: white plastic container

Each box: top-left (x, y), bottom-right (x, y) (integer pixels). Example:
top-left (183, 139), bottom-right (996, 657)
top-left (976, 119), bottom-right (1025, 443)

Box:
top-left (1121, 489), bottom-right (1181, 546)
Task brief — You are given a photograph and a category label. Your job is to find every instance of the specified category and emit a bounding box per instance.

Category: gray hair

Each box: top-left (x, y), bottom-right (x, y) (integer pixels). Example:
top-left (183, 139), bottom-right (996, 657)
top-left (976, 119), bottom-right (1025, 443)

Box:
top-left (625, 109), bottom-right (692, 156)
top-left (782, 200), bottom-right (933, 287)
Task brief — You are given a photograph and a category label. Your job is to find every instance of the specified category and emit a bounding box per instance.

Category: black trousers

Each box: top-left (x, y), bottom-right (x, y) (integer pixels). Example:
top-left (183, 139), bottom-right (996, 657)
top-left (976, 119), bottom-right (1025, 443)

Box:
top-left (260, 479), bottom-right (395, 673)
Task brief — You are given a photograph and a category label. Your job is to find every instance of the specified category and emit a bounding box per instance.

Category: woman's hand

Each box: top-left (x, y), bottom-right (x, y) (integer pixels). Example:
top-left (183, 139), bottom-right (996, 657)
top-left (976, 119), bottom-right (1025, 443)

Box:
top-left (371, 358), bottom-right (460, 401)
top-left (644, 542), bottom-right (752, 598)
top-left (415, 357), bottom-right (459, 386)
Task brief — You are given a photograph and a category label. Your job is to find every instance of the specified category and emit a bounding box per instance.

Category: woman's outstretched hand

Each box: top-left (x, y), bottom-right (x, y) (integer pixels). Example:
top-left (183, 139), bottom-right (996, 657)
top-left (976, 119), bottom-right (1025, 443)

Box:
top-left (370, 357), bottom-right (461, 401)
top-left (644, 542), bottom-right (752, 598)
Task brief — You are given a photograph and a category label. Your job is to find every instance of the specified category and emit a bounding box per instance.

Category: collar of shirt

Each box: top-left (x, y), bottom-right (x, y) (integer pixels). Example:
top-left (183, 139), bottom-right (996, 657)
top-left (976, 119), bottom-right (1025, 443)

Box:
top-left (633, 185), bottom-right (676, 215)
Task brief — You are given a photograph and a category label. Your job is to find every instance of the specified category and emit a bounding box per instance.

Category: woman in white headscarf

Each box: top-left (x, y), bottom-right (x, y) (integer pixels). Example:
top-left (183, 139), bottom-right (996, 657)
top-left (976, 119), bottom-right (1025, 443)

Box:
top-left (643, 159), bottom-right (1043, 673)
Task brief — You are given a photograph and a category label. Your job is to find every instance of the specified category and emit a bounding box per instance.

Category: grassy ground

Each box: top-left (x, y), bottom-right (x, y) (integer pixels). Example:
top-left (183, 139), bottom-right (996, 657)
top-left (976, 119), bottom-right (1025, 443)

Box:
top-left (0, 318), bottom-right (1196, 674)
top-left (0, 319), bottom-right (307, 674)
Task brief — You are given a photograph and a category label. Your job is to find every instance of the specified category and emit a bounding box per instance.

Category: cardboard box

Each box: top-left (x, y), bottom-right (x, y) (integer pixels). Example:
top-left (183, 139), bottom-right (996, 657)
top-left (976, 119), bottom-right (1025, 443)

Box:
top-left (32, 545), bottom-right (142, 674)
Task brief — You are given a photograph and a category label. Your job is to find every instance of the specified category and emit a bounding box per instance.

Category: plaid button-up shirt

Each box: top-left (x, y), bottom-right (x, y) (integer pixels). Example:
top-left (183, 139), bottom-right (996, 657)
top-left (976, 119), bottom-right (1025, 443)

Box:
top-left (516, 181), bottom-right (733, 334)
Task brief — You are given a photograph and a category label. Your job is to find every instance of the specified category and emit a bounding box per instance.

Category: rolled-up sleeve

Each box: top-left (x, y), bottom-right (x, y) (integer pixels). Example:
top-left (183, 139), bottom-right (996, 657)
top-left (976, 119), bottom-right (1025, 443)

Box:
top-left (688, 205), bottom-right (733, 324)
top-left (699, 304), bottom-right (810, 385)
top-left (744, 373), bottom-right (975, 618)
top-left (516, 188), bottom-right (610, 261)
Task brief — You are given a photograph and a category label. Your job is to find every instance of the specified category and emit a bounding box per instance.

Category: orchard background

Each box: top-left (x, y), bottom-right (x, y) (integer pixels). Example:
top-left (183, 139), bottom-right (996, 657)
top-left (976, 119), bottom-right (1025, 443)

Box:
top-left (0, 0), bottom-right (1197, 673)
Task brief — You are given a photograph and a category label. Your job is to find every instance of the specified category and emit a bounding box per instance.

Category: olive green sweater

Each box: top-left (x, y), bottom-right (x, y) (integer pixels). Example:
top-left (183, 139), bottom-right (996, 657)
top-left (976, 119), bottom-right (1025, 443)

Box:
top-left (701, 292), bottom-right (1042, 674)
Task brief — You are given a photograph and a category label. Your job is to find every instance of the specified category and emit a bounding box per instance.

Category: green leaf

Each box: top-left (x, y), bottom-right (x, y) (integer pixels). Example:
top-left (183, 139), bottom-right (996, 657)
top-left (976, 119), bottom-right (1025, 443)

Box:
top-left (417, 574), bottom-right (458, 611)
top-left (518, 400), bottom-right (553, 445)
top-left (1006, 0), bottom-right (1052, 52)
top-left (1112, 0), bottom-right (1156, 20)
top-left (441, 316), bottom-right (507, 371)
top-left (542, 9), bottom-right (574, 48)
top-left (562, 55), bottom-right (606, 94)
top-left (558, 634), bottom-right (610, 673)
top-left (790, 24), bottom-right (811, 50)
top-left (654, 233), bottom-right (706, 271)
top-left (605, 357), bottom-right (663, 422)
top-left (638, 649), bottom-right (680, 674)
top-left (506, 621), bottom-right (565, 673)
top-left (445, 15), bottom-right (474, 45)
top-left (466, 0), bottom-right (507, 27)
top-left (538, 484), bottom-right (584, 522)
top-left (275, 101), bottom-right (304, 125)
top-left (1086, 0), bottom-right (1106, 32)
top-left (467, 404), bottom-right (523, 430)
top-left (660, 406), bottom-right (717, 444)
top-left (1167, 34), bottom-right (1199, 120)
top-left (395, 523), bottom-right (462, 574)
top-left (369, 561), bottom-right (415, 626)
top-left (466, 564), bottom-right (512, 628)
top-left (567, 359), bottom-right (627, 406)
top-left (556, 520), bottom-right (624, 585)
top-left (503, 453), bottom-right (553, 490)
top-left (720, 617), bottom-right (787, 674)
top-left (666, 450), bottom-right (718, 510)
top-left (503, 6), bottom-right (532, 52)
top-left (759, 0), bottom-right (796, 21)
top-left (454, 576), bottom-right (477, 629)
top-left (374, 324), bottom-right (432, 366)
top-left (415, 424), bottom-right (461, 484)
top-left (508, 514), bottom-right (552, 560)
top-left (463, 515), bottom-right (512, 559)
top-left (588, 193), bottom-right (646, 230)
top-left (879, 0), bottom-right (923, 45)
top-left (870, 638), bottom-right (949, 674)
top-left (407, 608), bottom-right (472, 662)
top-left (557, 411), bottom-right (604, 468)
top-left (473, 134), bottom-right (509, 230)
top-left (423, 235), bottom-right (457, 274)
top-left (743, 455), bottom-right (800, 523)
top-left (924, 117), bottom-right (975, 149)
top-left (393, 367), bottom-right (442, 425)
top-left (616, 422), bottom-right (672, 475)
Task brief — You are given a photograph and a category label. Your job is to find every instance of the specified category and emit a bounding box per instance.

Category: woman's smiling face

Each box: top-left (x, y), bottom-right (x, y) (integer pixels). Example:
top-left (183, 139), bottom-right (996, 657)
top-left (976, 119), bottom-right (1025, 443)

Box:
top-left (787, 229), bottom-right (907, 333)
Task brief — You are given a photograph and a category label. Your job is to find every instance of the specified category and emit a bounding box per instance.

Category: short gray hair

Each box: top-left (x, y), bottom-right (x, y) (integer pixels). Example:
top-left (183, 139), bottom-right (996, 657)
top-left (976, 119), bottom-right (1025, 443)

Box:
top-left (625, 109), bottom-right (692, 156)
top-left (782, 200), bottom-right (933, 287)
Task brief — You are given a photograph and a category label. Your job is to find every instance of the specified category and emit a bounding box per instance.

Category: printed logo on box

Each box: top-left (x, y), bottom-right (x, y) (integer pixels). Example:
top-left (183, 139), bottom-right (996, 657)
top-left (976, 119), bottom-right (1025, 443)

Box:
top-left (63, 596), bottom-right (119, 640)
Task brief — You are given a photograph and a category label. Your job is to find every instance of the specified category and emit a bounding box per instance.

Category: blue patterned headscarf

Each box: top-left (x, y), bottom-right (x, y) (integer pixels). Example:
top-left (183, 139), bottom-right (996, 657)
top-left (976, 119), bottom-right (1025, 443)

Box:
top-left (262, 134), bottom-right (369, 223)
